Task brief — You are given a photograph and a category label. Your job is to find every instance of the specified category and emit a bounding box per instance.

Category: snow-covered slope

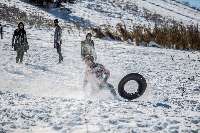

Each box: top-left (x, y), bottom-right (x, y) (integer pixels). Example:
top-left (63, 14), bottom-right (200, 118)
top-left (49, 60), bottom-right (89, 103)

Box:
top-left (69, 0), bottom-right (200, 27)
top-left (0, 0), bottom-right (200, 133)
top-left (0, 22), bottom-right (199, 133)
top-left (1, 0), bottom-right (200, 28)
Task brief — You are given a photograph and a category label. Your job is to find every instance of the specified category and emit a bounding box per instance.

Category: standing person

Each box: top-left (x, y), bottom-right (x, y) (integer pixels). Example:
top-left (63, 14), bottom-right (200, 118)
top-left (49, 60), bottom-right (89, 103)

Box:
top-left (54, 19), bottom-right (63, 63)
top-left (83, 55), bottom-right (117, 97)
top-left (81, 33), bottom-right (97, 61)
top-left (12, 22), bottom-right (29, 63)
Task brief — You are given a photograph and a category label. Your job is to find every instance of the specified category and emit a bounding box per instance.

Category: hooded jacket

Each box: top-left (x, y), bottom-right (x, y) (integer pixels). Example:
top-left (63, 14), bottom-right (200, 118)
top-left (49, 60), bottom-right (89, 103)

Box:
top-left (81, 39), bottom-right (97, 60)
top-left (12, 22), bottom-right (28, 51)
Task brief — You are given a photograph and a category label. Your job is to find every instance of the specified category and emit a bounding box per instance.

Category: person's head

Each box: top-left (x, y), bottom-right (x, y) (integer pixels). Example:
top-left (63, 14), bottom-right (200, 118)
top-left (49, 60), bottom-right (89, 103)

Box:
top-left (54, 19), bottom-right (59, 26)
top-left (86, 33), bottom-right (92, 40)
top-left (84, 55), bottom-right (95, 67)
top-left (18, 22), bottom-right (24, 30)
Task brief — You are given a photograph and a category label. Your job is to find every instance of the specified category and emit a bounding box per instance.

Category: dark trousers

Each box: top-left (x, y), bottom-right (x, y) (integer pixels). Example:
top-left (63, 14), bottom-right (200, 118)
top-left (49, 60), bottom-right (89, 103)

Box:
top-left (16, 50), bottom-right (24, 63)
top-left (56, 45), bottom-right (63, 63)
top-left (99, 82), bottom-right (117, 96)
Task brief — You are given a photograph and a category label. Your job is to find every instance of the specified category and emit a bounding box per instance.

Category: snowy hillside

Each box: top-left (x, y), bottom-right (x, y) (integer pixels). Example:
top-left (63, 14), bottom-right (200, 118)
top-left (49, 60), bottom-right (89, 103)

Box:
top-left (1, 0), bottom-right (200, 28)
top-left (69, 0), bottom-right (200, 27)
top-left (0, 0), bottom-right (200, 133)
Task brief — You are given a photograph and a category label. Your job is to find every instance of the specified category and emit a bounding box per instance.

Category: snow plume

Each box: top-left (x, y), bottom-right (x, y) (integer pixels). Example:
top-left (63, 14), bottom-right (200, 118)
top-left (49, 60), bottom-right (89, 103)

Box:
top-left (83, 70), bottom-right (115, 101)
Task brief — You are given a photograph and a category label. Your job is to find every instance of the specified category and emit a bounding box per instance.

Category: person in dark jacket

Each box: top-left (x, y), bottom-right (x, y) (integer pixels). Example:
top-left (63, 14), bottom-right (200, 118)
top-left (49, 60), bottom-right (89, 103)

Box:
top-left (54, 19), bottom-right (63, 63)
top-left (12, 22), bottom-right (29, 63)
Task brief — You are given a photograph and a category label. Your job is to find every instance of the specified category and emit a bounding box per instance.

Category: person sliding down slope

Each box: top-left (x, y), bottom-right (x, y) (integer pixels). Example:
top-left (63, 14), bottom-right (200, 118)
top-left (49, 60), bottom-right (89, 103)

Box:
top-left (81, 33), bottom-right (97, 61)
top-left (83, 55), bottom-right (117, 97)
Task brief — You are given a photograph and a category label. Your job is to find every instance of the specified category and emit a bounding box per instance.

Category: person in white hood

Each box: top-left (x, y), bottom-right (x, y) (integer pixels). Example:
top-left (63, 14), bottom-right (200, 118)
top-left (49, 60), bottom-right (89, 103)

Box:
top-left (81, 33), bottom-right (97, 61)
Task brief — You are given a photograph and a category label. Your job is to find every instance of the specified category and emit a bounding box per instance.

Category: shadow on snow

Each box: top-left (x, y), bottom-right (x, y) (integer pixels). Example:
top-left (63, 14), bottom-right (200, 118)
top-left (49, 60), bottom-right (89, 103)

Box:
top-left (20, 0), bottom-right (94, 28)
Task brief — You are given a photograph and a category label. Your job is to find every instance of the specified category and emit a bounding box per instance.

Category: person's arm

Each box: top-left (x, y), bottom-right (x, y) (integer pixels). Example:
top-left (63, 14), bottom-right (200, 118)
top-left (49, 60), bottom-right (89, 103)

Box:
top-left (91, 40), bottom-right (97, 60)
top-left (24, 31), bottom-right (29, 52)
top-left (93, 49), bottom-right (97, 61)
top-left (83, 70), bottom-right (88, 88)
top-left (54, 28), bottom-right (58, 48)
top-left (58, 27), bottom-right (62, 44)
top-left (24, 31), bottom-right (28, 44)
top-left (12, 30), bottom-right (16, 48)
top-left (54, 26), bottom-right (62, 47)
top-left (103, 67), bottom-right (110, 82)
top-left (81, 41), bottom-right (85, 59)
top-left (91, 40), bottom-right (94, 48)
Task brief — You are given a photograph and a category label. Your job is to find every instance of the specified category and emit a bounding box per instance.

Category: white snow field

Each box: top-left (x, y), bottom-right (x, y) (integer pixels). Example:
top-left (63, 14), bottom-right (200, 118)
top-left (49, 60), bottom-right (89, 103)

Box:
top-left (70, 0), bottom-right (200, 27)
top-left (2, 0), bottom-right (200, 28)
top-left (0, 0), bottom-right (200, 133)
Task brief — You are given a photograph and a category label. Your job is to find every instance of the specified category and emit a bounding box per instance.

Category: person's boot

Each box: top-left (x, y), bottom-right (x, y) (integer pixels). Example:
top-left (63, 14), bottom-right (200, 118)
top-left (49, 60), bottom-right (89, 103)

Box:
top-left (58, 57), bottom-right (62, 64)
top-left (16, 57), bottom-right (19, 63)
top-left (60, 53), bottom-right (63, 62)
top-left (19, 54), bottom-right (23, 64)
top-left (19, 60), bottom-right (23, 64)
top-left (58, 55), bottom-right (63, 63)
top-left (19, 57), bottom-right (23, 64)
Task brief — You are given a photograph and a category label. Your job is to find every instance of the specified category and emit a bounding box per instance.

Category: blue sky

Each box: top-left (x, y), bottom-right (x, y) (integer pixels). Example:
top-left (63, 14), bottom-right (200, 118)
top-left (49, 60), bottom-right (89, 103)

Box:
top-left (177, 0), bottom-right (200, 8)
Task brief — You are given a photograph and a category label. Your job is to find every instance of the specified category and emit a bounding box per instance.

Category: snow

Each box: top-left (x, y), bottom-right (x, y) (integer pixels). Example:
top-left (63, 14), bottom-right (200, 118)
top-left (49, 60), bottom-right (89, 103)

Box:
top-left (0, 0), bottom-right (200, 132)
top-left (2, 0), bottom-right (200, 28)
top-left (135, 0), bottom-right (200, 24)
top-left (68, 0), bottom-right (200, 28)
top-left (0, 22), bottom-right (199, 133)
top-left (0, 90), bottom-right (199, 132)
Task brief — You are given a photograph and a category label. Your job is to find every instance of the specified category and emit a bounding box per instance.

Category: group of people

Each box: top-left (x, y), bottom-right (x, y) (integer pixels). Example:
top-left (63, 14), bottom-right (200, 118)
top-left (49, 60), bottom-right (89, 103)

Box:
top-left (11, 19), bottom-right (63, 63)
top-left (11, 19), bottom-right (117, 95)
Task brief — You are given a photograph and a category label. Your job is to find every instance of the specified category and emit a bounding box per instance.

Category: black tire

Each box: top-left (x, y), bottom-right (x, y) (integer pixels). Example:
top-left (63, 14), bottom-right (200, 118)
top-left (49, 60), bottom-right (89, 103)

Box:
top-left (118, 73), bottom-right (147, 100)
